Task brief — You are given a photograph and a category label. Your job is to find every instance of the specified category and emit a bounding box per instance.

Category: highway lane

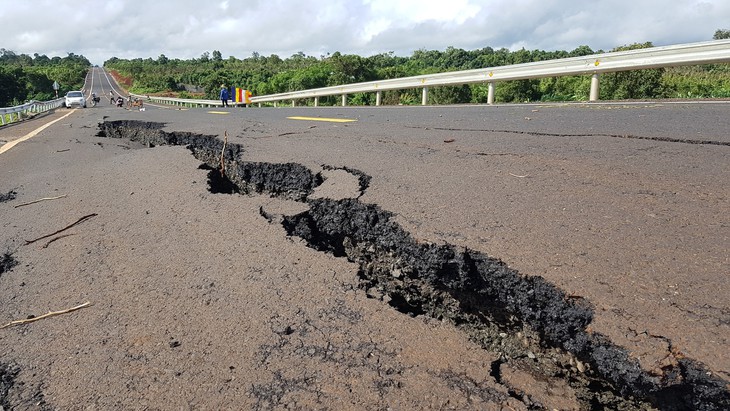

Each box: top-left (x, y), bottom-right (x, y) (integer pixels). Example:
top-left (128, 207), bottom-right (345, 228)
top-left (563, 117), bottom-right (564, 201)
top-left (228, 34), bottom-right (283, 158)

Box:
top-left (0, 100), bottom-right (728, 408)
top-left (83, 66), bottom-right (127, 102)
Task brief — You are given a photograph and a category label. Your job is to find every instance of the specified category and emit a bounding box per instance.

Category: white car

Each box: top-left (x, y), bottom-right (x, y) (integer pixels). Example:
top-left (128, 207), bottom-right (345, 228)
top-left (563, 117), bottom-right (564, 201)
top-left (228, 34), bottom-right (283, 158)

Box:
top-left (65, 91), bottom-right (86, 108)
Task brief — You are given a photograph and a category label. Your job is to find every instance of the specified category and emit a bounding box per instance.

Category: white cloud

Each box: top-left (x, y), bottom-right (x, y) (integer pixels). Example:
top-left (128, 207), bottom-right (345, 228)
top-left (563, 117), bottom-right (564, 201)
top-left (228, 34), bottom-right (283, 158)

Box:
top-left (360, 18), bottom-right (391, 44)
top-left (365, 0), bottom-right (481, 24)
top-left (0, 0), bottom-right (727, 64)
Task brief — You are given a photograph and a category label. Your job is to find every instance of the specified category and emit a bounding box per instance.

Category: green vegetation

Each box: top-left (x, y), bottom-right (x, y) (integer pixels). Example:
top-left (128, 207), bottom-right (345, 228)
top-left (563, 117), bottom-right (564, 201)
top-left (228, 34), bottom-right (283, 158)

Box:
top-left (3, 30), bottom-right (728, 107)
top-left (714, 29), bottom-right (730, 40)
top-left (104, 36), bottom-right (730, 105)
top-left (104, 46), bottom-right (605, 104)
top-left (0, 50), bottom-right (90, 106)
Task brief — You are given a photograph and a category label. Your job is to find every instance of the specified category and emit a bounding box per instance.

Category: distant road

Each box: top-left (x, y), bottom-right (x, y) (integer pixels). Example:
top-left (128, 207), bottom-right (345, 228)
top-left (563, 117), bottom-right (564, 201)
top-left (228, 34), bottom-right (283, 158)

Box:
top-left (84, 66), bottom-right (128, 101)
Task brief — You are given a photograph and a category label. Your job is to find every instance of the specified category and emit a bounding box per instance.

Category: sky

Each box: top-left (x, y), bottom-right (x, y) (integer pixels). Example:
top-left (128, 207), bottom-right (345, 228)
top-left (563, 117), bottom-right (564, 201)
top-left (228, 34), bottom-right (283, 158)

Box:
top-left (1, 0), bottom-right (728, 65)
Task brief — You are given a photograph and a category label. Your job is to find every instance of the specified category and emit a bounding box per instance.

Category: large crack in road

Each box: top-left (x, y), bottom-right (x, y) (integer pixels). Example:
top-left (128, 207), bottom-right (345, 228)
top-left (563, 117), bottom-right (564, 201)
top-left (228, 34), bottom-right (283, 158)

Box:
top-left (88, 120), bottom-right (730, 410)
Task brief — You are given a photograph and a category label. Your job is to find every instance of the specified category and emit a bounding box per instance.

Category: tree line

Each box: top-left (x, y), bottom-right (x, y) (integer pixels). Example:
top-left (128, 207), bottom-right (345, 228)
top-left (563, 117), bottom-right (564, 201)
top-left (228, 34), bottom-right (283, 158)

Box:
top-left (103, 36), bottom-right (730, 106)
top-left (2, 30), bottom-right (728, 107)
top-left (0, 50), bottom-right (90, 106)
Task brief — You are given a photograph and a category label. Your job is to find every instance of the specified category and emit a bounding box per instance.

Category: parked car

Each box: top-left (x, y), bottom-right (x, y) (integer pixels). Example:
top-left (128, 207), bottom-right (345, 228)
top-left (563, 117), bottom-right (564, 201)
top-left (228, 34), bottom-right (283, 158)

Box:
top-left (65, 91), bottom-right (86, 108)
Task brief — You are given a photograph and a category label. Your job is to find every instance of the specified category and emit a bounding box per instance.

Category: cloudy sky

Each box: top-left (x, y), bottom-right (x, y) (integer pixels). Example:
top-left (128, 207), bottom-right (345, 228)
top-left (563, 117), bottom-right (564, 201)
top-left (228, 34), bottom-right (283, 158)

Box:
top-left (1, 0), bottom-right (728, 64)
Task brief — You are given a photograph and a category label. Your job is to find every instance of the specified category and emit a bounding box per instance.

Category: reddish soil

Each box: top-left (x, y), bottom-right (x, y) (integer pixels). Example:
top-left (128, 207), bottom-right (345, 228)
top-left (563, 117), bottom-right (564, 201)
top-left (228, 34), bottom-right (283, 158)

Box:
top-left (108, 69), bottom-right (133, 92)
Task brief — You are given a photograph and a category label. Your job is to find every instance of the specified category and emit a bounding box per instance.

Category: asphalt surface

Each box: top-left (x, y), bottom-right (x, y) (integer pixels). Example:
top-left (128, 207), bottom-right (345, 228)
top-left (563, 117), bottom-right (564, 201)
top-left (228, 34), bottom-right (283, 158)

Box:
top-left (0, 69), bottom-right (728, 409)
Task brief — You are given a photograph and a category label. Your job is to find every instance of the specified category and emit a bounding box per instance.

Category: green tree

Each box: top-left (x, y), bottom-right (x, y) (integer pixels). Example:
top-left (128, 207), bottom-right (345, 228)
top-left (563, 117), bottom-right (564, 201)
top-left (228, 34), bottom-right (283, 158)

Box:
top-left (0, 66), bottom-right (24, 106)
top-left (0, 49), bottom-right (89, 104)
top-left (430, 85), bottom-right (471, 104)
top-left (569, 45), bottom-right (594, 57)
top-left (327, 52), bottom-right (375, 85)
top-left (714, 29), bottom-right (730, 39)
top-left (601, 43), bottom-right (664, 99)
top-left (539, 76), bottom-right (591, 101)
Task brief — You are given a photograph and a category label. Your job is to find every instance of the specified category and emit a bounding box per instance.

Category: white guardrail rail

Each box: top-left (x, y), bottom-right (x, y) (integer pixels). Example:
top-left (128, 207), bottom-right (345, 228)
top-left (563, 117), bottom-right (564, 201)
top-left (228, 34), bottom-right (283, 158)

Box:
top-left (132, 95), bottom-right (235, 109)
top-left (0, 98), bottom-right (65, 126)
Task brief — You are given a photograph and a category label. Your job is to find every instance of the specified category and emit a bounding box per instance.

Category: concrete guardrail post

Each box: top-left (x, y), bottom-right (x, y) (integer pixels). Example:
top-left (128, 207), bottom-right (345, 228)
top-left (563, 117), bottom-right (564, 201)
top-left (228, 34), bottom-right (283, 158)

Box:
top-left (590, 74), bottom-right (600, 101)
top-left (487, 82), bottom-right (495, 105)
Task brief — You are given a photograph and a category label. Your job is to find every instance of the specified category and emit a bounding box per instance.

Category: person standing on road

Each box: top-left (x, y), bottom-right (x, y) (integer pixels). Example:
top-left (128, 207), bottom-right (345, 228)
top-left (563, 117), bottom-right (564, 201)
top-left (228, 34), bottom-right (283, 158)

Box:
top-left (220, 85), bottom-right (229, 107)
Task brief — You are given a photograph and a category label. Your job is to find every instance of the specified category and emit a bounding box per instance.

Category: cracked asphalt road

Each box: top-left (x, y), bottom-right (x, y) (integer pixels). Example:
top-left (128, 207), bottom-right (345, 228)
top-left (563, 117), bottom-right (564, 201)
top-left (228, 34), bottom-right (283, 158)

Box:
top-left (0, 101), bottom-right (728, 409)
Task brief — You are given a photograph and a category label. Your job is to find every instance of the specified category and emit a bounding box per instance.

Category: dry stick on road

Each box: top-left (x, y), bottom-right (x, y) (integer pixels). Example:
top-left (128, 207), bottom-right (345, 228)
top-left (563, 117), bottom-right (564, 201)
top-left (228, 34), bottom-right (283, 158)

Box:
top-left (220, 130), bottom-right (228, 177)
top-left (42, 233), bottom-right (77, 249)
top-left (0, 301), bottom-right (92, 329)
top-left (14, 194), bottom-right (67, 208)
top-left (24, 213), bottom-right (97, 245)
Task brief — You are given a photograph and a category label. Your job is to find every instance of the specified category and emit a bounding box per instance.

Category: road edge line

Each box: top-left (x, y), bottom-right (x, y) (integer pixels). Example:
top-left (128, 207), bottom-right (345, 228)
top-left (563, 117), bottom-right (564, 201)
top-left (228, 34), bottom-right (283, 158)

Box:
top-left (0, 109), bottom-right (77, 155)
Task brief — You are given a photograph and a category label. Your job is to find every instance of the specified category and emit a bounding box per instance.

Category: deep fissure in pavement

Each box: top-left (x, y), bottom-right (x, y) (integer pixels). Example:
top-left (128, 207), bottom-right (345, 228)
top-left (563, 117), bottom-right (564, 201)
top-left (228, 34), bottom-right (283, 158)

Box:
top-left (96, 120), bottom-right (729, 410)
top-left (97, 121), bottom-right (321, 201)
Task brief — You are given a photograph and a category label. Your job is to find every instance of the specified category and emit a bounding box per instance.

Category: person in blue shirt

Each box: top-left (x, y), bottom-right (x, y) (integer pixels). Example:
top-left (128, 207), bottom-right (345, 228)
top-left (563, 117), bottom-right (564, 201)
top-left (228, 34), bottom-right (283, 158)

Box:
top-left (220, 85), bottom-right (229, 107)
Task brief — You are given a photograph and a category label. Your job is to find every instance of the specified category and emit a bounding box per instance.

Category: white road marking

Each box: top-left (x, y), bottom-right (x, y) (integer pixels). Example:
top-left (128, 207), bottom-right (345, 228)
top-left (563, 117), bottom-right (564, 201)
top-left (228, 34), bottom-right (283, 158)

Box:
top-left (0, 110), bottom-right (77, 155)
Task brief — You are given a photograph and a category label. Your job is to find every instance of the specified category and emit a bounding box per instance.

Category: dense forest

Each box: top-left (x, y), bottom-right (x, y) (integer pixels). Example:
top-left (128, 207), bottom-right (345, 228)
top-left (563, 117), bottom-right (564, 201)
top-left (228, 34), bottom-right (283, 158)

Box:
top-left (1, 30), bottom-right (728, 107)
top-left (103, 36), bottom-right (730, 105)
top-left (0, 50), bottom-right (90, 106)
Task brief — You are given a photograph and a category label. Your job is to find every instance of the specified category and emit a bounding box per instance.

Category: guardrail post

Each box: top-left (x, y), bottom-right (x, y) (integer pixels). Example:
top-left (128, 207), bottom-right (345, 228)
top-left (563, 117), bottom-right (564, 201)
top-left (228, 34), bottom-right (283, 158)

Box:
top-left (376, 91), bottom-right (382, 106)
top-left (422, 87), bottom-right (428, 105)
top-left (292, 100), bottom-right (296, 107)
top-left (487, 82), bottom-right (495, 105)
top-left (314, 97), bottom-right (319, 107)
top-left (590, 74), bottom-right (600, 101)
top-left (341, 94), bottom-right (347, 106)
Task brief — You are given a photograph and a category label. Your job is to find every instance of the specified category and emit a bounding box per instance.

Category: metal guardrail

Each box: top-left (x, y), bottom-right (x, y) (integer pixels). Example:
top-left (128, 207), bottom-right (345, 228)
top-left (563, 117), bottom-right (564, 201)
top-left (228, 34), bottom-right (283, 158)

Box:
top-left (0, 98), bottom-right (66, 126)
top-left (131, 94), bottom-right (248, 108)
top-left (253, 39), bottom-right (730, 106)
top-left (120, 39), bottom-right (730, 108)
